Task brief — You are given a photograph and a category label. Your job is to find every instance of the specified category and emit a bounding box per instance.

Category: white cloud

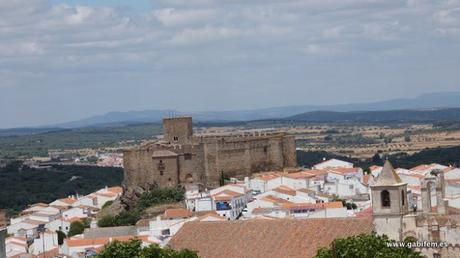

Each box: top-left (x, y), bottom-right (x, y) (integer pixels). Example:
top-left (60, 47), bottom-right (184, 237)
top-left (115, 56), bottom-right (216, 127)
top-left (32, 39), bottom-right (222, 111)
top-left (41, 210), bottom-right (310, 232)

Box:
top-left (170, 26), bottom-right (243, 45)
top-left (152, 8), bottom-right (218, 26)
top-left (0, 0), bottom-right (460, 127)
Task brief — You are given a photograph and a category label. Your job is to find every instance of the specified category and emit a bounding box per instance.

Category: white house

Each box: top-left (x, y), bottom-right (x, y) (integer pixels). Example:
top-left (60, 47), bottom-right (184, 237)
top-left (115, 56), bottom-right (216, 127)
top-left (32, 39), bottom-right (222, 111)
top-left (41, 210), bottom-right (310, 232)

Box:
top-left (250, 201), bottom-right (348, 219)
top-left (246, 173), bottom-right (283, 193)
top-left (322, 167), bottom-right (367, 197)
top-left (369, 165), bottom-right (383, 177)
top-left (45, 217), bottom-right (72, 234)
top-left (49, 197), bottom-right (77, 207)
top-left (5, 236), bottom-right (28, 258)
top-left (7, 219), bottom-right (43, 238)
top-left (211, 189), bottom-right (248, 220)
top-left (185, 184), bottom-right (252, 220)
top-left (72, 194), bottom-right (98, 208)
top-left (283, 201), bottom-right (349, 218)
top-left (22, 203), bottom-right (49, 214)
top-left (62, 206), bottom-right (88, 220)
top-left (445, 168), bottom-right (460, 180)
top-left (313, 159), bottom-right (354, 170)
top-left (30, 230), bottom-right (59, 256)
top-left (148, 213), bottom-right (197, 246)
top-left (61, 235), bottom-right (153, 257)
top-left (185, 187), bottom-right (213, 212)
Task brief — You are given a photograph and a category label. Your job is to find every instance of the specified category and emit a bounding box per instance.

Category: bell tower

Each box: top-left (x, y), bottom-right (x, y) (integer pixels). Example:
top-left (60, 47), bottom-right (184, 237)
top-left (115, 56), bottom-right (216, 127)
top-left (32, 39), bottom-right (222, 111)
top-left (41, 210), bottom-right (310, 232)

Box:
top-left (371, 160), bottom-right (408, 240)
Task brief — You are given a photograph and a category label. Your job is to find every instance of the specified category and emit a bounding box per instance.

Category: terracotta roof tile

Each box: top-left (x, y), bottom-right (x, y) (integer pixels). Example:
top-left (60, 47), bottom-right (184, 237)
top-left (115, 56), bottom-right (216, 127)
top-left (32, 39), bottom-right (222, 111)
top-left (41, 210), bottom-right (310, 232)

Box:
top-left (327, 167), bottom-right (360, 174)
top-left (284, 171), bottom-right (315, 179)
top-left (169, 218), bottom-right (373, 258)
top-left (66, 235), bottom-right (149, 247)
top-left (164, 208), bottom-right (192, 219)
top-left (261, 195), bottom-right (292, 205)
top-left (107, 186), bottom-right (123, 194)
top-left (272, 185), bottom-right (296, 196)
top-left (58, 197), bottom-right (77, 205)
top-left (212, 190), bottom-right (243, 201)
top-left (282, 201), bottom-right (343, 210)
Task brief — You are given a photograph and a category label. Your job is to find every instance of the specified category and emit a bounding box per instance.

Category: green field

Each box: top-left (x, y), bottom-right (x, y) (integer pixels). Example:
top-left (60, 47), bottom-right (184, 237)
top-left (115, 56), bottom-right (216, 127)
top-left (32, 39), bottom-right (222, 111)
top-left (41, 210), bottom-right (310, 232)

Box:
top-left (0, 123), bottom-right (163, 158)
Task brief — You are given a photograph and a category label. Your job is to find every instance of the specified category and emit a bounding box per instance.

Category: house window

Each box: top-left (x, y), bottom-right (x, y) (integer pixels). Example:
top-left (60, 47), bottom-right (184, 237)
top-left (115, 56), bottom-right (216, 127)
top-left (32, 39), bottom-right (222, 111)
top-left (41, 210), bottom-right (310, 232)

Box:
top-left (161, 229), bottom-right (171, 236)
top-left (349, 185), bottom-right (354, 189)
top-left (401, 190), bottom-right (405, 206)
top-left (433, 253), bottom-right (441, 258)
top-left (381, 190), bottom-right (391, 208)
top-left (173, 136), bottom-right (179, 141)
top-left (184, 153), bottom-right (192, 160)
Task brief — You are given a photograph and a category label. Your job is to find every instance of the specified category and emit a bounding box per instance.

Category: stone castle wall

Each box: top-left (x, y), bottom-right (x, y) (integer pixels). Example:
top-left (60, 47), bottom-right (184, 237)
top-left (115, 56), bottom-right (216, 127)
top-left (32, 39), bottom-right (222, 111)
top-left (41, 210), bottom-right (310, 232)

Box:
top-left (122, 117), bottom-right (297, 203)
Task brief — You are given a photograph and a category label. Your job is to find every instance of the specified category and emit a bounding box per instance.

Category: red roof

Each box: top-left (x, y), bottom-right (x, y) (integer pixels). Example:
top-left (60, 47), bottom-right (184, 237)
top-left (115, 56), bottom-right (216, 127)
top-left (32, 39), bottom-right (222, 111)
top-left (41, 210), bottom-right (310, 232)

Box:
top-left (327, 167), bottom-right (360, 175)
top-left (272, 185), bottom-right (296, 196)
top-left (282, 201), bottom-right (343, 210)
top-left (169, 218), bottom-right (374, 258)
top-left (164, 208), bottom-right (192, 219)
top-left (356, 207), bottom-right (373, 217)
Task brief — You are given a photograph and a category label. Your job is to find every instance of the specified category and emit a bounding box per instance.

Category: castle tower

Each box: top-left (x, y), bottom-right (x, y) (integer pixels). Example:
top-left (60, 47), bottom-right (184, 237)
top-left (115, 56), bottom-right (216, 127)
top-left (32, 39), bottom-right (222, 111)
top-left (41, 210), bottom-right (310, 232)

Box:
top-left (163, 117), bottom-right (193, 144)
top-left (421, 169), bottom-right (448, 215)
top-left (371, 160), bottom-right (408, 241)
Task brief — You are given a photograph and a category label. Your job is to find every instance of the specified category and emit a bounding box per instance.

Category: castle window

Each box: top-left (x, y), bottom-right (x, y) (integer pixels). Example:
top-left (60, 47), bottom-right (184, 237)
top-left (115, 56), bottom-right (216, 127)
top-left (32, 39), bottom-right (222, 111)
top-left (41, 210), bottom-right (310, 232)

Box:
top-left (158, 160), bottom-right (165, 170)
top-left (401, 190), bottom-right (405, 206)
top-left (381, 190), bottom-right (391, 208)
top-left (184, 153), bottom-right (192, 160)
top-left (263, 147), bottom-right (267, 153)
top-left (160, 170), bottom-right (164, 176)
top-left (173, 136), bottom-right (179, 142)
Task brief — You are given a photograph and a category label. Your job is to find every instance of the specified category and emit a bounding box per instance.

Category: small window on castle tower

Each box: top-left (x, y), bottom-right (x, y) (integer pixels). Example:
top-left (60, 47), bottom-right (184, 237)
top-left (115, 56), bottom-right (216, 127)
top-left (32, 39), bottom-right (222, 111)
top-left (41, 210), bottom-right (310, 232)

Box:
top-left (160, 170), bottom-right (164, 176)
top-left (263, 147), bottom-right (267, 153)
top-left (381, 190), bottom-right (391, 207)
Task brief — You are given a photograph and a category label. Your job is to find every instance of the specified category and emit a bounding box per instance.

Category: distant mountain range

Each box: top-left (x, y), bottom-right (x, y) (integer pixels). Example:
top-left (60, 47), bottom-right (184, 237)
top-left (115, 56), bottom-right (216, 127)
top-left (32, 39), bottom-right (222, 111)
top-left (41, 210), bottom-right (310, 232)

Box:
top-left (1, 91), bottom-right (460, 136)
top-left (285, 108), bottom-right (460, 123)
top-left (53, 91), bottom-right (460, 128)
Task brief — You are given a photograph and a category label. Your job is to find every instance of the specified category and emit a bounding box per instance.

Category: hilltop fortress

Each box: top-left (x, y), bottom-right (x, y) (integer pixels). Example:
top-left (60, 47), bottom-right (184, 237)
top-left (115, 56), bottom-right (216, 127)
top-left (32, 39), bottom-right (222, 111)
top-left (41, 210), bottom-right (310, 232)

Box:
top-left (122, 117), bottom-right (296, 204)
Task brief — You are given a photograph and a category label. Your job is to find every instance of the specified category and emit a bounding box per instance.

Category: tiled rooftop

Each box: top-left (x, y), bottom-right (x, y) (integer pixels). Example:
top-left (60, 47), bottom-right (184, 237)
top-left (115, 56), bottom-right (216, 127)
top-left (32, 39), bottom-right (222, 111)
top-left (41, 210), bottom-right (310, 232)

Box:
top-left (169, 217), bottom-right (373, 258)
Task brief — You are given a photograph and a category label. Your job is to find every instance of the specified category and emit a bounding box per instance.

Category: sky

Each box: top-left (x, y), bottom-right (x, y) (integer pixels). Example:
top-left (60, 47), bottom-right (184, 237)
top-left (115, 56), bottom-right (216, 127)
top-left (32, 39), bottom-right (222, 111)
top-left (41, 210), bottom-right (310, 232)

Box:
top-left (1, 0), bottom-right (460, 128)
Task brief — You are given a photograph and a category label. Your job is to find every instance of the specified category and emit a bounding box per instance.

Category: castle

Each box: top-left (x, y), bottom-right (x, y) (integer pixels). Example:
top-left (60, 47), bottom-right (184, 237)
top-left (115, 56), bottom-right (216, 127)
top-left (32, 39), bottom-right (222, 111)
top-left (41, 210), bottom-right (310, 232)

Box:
top-left (371, 161), bottom-right (460, 257)
top-left (122, 117), bottom-right (296, 203)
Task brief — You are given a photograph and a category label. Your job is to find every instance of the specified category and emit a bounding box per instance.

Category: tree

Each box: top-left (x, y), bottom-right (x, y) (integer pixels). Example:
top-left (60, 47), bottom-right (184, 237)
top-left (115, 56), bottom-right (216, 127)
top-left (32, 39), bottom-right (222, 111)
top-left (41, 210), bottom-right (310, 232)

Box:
top-left (96, 239), bottom-right (199, 258)
top-left (56, 230), bottom-right (66, 245)
top-left (68, 220), bottom-right (85, 237)
top-left (372, 153), bottom-right (383, 166)
top-left (404, 135), bottom-right (411, 142)
top-left (315, 233), bottom-right (423, 258)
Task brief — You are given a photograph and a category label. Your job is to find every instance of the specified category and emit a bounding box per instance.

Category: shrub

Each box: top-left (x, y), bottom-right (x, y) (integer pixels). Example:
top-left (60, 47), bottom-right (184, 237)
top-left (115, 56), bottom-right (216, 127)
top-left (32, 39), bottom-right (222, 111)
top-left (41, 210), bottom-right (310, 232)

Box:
top-left (68, 221), bottom-right (85, 237)
top-left (315, 233), bottom-right (422, 258)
